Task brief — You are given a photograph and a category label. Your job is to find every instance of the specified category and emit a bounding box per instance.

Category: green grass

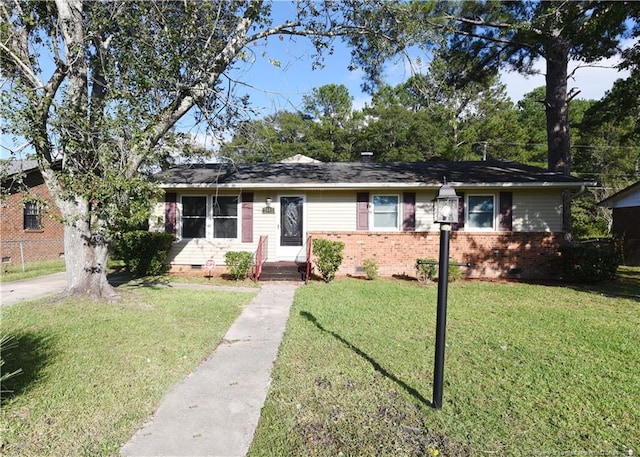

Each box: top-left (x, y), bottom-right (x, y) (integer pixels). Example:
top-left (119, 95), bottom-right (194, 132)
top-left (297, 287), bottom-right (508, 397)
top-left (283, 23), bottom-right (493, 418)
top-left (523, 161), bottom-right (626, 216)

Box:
top-left (0, 259), bottom-right (66, 283)
top-left (0, 286), bottom-right (257, 456)
top-left (249, 271), bottom-right (640, 456)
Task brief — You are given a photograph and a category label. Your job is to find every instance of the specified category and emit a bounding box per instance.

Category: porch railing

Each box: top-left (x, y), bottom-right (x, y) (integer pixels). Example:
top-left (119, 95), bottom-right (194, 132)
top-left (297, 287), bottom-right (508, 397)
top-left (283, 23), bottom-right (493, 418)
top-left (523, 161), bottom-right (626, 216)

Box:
top-left (305, 234), bottom-right (313, 285)
top-left (254, 235), bottom-right (268, 281)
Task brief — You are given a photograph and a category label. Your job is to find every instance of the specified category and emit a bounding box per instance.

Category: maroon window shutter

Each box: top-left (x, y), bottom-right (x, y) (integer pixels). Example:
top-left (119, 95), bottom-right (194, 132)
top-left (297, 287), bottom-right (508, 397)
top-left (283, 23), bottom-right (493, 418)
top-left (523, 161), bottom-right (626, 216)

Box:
top-left (356, 192), bottom-right (369, 230)
top-left (241, 192), bottom-right (253, 243)
top-left (453, 192), bottom-right (465, 231)
top-left (164, 192), bottom-right (177, 234)
top-left (403, 192), bottom-right (416, 231)
top-left (499, 191), bottom-right (513, 231)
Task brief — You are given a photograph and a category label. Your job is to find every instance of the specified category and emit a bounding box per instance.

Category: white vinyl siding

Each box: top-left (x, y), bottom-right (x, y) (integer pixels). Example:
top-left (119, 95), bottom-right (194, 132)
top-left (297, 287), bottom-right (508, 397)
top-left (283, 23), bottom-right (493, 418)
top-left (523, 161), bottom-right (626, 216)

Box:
top-left (415, 191), bottom-right (439, 232)
top-left (306, 191), bottom-right (356, 231)
top-left (150, 201), bottom-right (165, 232)
top-left (512, 190), bottom-right (563, 232)
top-left (169, 238), bottom-right (245, 267)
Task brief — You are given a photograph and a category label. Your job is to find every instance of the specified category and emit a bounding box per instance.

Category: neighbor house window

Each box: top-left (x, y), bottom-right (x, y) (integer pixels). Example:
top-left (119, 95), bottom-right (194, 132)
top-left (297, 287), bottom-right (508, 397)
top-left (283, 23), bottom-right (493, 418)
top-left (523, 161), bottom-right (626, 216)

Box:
top-left (467, 195), bottom-right (495, 229)
top-left (181, 196), bottom-right (206, 238)
top-left (213, 196), bottom-right (238, 238)
top-left (23, 201), bottom-right (41, 230)
top-left (372, 195), bottom-right (399, 229)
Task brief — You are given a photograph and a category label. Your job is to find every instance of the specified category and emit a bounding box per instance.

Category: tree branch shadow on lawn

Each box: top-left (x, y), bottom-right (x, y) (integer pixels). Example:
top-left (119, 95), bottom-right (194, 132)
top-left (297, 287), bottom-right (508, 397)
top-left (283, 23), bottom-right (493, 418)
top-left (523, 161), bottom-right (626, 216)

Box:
top-left (1, 330), bottom-right (56, 405)
top-left (300, 311), bottom-right (432, 408)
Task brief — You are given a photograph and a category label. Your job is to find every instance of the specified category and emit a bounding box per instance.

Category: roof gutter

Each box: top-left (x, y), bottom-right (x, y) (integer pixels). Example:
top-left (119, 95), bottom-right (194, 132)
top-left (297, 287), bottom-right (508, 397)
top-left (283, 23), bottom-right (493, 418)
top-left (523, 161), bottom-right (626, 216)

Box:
top-left (158, 181), bottom-right (596, 190)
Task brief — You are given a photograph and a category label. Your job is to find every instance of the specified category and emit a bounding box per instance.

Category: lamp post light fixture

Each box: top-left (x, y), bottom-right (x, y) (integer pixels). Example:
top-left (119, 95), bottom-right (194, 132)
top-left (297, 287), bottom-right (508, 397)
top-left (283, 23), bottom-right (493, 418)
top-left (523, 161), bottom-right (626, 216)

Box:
top-left (433, 181), bottom-right (459, 224)
top-left (432, 180), bottom-right (459, 409)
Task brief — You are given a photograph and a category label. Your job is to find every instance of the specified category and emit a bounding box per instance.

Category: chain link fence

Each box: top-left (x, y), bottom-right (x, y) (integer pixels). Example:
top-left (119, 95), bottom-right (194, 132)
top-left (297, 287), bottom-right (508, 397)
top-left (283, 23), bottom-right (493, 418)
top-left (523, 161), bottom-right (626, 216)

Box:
top-left (1, 239), bottom-right (65, 271)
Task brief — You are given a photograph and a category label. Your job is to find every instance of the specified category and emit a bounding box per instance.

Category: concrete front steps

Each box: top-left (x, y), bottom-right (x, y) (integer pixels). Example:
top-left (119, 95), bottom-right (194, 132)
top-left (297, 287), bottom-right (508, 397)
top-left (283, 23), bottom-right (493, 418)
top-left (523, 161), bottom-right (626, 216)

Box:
top-left (258, 261), bottom-right (307, 282)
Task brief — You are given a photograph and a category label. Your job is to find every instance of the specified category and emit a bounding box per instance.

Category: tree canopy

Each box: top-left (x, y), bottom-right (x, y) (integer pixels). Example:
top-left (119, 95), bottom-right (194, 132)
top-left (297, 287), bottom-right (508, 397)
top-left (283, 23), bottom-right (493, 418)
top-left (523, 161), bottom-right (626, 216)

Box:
top-left (347, 0), bottom-right (637, 175)
top-left (0, 0), bottom-right (379, 299)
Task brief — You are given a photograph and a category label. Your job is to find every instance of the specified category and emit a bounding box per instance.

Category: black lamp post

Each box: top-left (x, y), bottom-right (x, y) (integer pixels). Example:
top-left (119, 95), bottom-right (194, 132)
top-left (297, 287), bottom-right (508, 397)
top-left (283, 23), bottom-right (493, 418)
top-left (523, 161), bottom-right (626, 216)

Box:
top-left (432, 180), bottom-right (459, 409)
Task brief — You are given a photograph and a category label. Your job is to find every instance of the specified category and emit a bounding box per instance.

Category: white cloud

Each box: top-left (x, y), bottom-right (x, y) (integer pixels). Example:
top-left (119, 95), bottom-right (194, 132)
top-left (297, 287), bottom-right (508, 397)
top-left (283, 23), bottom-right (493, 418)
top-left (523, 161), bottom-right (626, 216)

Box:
top-left (501, 55), bottom-right (630, 102)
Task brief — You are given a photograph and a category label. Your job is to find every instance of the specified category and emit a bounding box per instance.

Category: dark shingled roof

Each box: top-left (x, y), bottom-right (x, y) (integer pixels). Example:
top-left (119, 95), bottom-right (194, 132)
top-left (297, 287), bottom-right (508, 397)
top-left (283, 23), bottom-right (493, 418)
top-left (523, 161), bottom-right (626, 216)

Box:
top-left (156, 160), bottom-right (592, 188)
top-left (3, 159), bottom-right (40, 176)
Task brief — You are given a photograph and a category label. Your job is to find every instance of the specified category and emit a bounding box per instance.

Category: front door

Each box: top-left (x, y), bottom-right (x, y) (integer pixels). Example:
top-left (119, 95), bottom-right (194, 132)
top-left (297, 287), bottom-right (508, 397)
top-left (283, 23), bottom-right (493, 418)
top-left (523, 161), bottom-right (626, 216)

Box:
top-left (279, 196), bottom-right (304, 260)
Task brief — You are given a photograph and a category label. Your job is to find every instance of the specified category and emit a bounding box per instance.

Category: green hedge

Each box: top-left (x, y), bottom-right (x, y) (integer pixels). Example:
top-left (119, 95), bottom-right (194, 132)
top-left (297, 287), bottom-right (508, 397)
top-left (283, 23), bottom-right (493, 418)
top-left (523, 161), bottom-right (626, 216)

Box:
top-left (224, 251), bottom-right (254, 280)
top-left (312, 239), bottom-right (345, 282)
top-left (559, 240), bottom-right (620, 283)
top-left (115, 231), bottom-right (175, 278)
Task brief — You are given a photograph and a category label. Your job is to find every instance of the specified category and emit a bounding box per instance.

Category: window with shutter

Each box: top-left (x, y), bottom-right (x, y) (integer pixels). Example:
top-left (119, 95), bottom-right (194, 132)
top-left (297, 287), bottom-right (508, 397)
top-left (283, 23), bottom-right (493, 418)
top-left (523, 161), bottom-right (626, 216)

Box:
top-left (181, 196), bottom-right (207, 238)
top-left (241, 192), bottom-right (253, 243)
top-left (467, 195), bottom-right (495, 230)
top-left (165, 193), bottom-right (177, 234)
top-left (403, 192), bottom-right (416, 231)
top-left (453, 192), bottom-right (465, 231)
top-left (356, 192), bottom-right (369, 230)
top-left (372, 195), bottom-right (399, 230)
top-left (499, 192), bottom-right (513, 231)
top-left (212, 196), bottom-right (238, 238)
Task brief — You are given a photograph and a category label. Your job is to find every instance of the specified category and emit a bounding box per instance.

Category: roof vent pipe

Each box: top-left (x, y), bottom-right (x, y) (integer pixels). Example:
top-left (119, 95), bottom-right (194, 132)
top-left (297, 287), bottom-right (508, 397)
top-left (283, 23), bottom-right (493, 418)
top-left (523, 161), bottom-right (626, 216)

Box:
top-left (360, 151), bottom-right (373, 163)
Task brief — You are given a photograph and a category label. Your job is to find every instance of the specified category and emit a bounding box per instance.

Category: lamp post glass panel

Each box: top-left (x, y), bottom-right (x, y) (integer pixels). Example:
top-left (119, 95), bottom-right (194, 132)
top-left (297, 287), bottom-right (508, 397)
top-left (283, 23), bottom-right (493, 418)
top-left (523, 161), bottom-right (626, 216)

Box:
top-left (432, 182), bottom-right (459, 409)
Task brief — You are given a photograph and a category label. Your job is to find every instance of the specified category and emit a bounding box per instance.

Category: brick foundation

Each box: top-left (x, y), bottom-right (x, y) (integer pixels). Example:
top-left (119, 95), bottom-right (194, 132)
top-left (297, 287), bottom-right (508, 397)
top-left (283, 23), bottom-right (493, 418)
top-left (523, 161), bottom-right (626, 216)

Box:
top-left (309, 231), bottom-right (566, 279)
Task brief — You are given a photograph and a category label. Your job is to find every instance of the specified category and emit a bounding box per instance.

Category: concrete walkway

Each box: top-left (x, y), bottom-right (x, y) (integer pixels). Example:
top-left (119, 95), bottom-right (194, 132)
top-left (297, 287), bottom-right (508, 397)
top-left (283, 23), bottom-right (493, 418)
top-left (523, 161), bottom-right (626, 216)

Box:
top-left (0, 271), bottom-right (67, 306)
top-left (120, 282), bottom-right (299, 457)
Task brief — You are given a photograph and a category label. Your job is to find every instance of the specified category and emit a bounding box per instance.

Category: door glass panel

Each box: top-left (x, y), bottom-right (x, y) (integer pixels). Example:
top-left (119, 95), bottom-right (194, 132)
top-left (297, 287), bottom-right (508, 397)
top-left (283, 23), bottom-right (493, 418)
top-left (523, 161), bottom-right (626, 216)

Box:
top-left (280, 197), bottom-right (303, 246)
top-left (284, 201), bottom-right (300, 237)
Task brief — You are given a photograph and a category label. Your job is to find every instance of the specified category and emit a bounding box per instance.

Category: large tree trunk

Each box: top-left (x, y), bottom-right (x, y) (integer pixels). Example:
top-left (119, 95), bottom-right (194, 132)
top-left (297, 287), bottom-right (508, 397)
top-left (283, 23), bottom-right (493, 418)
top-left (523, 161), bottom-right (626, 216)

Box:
top-left (545, 38), bottom-right (574, 241)
top-left (59, 197), bottom-right (118, 301)
top-left (545, 39), bottom-right (571, 175)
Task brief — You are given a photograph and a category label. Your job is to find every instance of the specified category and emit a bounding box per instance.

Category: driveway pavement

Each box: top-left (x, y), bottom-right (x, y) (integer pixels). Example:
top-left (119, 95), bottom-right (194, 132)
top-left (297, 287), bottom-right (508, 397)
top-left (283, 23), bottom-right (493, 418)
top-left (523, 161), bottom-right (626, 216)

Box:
top-left (0, 271), bottom-right (67, 306)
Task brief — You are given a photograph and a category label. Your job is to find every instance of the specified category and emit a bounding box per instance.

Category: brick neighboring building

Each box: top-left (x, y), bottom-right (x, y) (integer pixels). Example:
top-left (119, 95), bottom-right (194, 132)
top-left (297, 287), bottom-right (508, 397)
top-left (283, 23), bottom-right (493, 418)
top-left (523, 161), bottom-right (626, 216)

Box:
top-left (1, 160), bottom-right (65, 266)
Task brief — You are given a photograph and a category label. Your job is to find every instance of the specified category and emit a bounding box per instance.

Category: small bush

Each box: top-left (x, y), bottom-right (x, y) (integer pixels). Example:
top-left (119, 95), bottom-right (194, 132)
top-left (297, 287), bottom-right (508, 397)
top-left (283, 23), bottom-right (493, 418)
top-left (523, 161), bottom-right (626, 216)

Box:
top-left (362, 258), bottom-right (379, 280)
top-left (416, 258), bottom-right (438, 285)
top-left (312, 239), bottom-right (345, 282)
top-left (559, 240), bottom-right (620, 283)
top-left (416, 258), bottom-right (462, 285)
top-left (115, 231), bottom-right (174, 278)
top-left (448, 264), bottom-right (462, 282)
top-left (225, 251), bottom-right (254, 280)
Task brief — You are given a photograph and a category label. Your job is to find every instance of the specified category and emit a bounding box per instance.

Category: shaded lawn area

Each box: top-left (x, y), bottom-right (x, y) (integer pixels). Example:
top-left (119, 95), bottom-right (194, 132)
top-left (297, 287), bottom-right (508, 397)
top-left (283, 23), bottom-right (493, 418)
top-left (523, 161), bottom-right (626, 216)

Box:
top-left (249, 272), bottom-right (640, 456)
top-left (0, 286), bottom-right (257, 456)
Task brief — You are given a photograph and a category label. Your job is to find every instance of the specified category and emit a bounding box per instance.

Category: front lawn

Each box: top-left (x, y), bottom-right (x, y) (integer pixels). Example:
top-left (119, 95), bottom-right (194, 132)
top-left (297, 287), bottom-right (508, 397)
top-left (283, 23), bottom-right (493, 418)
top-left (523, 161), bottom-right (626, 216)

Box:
top-left (0, 286), bottom-right (257, 456)
top-left (249, 272), bottom-right (640, 456)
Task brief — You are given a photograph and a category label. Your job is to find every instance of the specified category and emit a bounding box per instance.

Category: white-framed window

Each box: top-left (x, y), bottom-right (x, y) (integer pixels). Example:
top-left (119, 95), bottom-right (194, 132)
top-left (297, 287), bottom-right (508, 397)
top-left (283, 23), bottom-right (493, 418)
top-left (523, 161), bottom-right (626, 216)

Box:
top-left (212, 195), bottom-right (238, 238)
top-left (372, 194), bottom-right (399, 230)
top-left (181, 196), bottom-right (207, 238)
top-left (466, 194), bottom-right (495, 230)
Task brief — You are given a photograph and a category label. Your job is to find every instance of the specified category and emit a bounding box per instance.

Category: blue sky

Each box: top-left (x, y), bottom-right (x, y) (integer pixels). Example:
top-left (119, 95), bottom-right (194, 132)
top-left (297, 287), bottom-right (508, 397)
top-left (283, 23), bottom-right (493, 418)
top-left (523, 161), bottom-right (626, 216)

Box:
top-left (231, 33), bottom-right (630, 114)
top-left (174, 29), bottom-right (630, 150)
